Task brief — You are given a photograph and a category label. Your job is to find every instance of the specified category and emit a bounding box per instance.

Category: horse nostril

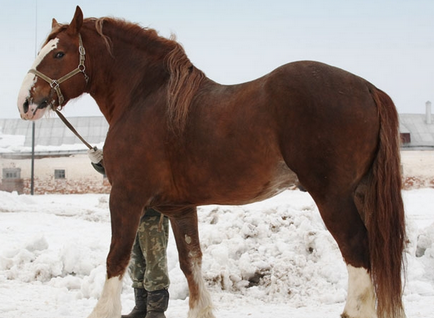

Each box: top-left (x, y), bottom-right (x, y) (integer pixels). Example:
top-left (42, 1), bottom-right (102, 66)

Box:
top-left (23, 99), bottom-right (29, 113)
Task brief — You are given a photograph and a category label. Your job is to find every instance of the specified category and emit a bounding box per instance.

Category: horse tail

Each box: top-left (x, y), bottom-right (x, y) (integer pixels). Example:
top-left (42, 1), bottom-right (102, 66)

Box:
top-left (365, 86), bottom-right (406, 318)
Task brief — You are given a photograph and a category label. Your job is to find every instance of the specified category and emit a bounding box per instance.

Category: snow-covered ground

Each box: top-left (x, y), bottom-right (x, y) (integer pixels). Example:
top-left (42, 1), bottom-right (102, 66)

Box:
top-left (0, 188), bottom-right (433, 318)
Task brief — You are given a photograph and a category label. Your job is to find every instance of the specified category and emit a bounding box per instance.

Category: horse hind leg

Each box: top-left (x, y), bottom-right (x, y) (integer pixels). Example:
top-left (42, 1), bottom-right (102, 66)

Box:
top-left (338, 180), bottom-right (377, 318)
top-left (169, 207), bottom-right (215, 318)
top-left (314, 194), bottom-right (377, 318)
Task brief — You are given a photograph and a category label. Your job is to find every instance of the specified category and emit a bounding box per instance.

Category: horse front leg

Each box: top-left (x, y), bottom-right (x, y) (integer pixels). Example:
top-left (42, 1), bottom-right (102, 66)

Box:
top-left (169, 207), bottom-right (215, 318)
top-left (87, 187), bottom-right (144, 318)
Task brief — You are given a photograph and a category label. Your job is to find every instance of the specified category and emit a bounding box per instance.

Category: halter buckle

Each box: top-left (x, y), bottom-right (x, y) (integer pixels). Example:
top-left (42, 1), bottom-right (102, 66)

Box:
top-left (50, 80), bottom-right (60, 89)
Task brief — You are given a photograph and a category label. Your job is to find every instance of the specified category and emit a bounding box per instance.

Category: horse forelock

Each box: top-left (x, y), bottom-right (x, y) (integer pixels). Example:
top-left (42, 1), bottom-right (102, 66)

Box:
top-left (45, 24), bottom-right (68, 45)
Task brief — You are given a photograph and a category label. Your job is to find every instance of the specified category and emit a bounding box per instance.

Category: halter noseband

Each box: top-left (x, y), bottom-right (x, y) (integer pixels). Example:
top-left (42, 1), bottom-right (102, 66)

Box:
top-left (28, 34), bottom-right (89, 107)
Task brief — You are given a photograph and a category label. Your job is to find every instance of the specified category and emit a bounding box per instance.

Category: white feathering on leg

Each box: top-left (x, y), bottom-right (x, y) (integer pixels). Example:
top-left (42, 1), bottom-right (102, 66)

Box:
top-left (342, 265), bottom-right (377, 318)
top-left (87, 276), bottom-right (123, 318)
top-left (187, 261), bottom-right (215, 318)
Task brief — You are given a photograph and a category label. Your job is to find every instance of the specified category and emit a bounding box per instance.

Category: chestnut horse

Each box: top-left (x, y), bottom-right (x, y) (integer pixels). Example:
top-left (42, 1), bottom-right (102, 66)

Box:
top-left (17, 6), bottom-right (406, 318)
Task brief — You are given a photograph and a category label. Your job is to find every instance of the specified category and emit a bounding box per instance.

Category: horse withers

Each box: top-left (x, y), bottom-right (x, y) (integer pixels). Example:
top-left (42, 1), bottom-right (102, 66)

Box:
top-left (17, 6), bottom-right (406, 318)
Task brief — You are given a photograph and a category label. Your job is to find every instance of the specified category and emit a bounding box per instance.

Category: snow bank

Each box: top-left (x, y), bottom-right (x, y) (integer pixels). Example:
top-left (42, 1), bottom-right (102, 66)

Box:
top-left (0, 189), bottom-right (433, 318)
top-left (195, 192), bottom-right (347, 306)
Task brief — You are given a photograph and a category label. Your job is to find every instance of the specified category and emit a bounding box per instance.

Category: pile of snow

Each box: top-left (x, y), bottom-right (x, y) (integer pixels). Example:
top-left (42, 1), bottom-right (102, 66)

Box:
top-left (0, 189), bottom-right (433, 317)
top-left (196, 193), bottom-right (347, 306)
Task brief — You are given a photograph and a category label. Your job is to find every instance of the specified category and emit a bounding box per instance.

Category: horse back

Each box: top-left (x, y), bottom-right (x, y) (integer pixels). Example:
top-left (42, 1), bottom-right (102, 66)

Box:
top-left (168, 61), bottom-right (380, 205)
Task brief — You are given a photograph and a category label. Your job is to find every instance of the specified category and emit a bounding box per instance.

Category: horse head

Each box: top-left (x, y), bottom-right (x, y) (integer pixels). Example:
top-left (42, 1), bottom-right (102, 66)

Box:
top-left (17, 6), bottom-right (88, 120)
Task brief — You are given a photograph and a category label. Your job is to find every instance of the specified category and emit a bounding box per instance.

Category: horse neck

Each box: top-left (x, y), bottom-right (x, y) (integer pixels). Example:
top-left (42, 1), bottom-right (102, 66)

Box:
top-left (82, 23), bottom-right (172, 123)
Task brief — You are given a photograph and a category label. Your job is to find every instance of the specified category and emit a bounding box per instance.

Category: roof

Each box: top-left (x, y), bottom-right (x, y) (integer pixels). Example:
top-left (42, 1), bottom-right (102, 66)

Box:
top-left (0, 116), bottom-right (108, 156)
top-left (399, 114), bottom-right (434, 149)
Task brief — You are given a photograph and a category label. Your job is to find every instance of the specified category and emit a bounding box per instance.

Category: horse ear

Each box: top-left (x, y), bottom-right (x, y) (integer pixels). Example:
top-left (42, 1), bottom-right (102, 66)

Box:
top-left (67, 6), bottom-right (83, 35)
top-left (52, 18), bottom-right (60, 29)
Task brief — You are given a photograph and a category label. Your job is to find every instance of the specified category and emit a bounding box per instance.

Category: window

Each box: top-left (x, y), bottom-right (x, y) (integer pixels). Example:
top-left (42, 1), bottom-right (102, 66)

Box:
top-left (3, 168), bottom-right (21, 180)
top-left (54, 169), bottom-right (66, 179)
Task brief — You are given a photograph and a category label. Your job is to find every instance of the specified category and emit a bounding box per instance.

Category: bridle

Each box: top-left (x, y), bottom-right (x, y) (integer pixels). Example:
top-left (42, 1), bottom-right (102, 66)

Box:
top-left (28, 34), bottom-right (94, 151)
top-left (28, 34), bottom-right (89, 107)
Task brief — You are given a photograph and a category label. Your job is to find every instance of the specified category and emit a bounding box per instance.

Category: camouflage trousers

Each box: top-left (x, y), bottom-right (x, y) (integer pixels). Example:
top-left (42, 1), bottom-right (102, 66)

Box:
top-left (128, 209), bottom-right (170, 291)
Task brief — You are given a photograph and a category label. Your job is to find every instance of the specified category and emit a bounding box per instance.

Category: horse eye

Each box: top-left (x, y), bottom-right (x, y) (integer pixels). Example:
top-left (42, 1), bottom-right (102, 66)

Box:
top-left (55, 52), bottom-right (65, 59)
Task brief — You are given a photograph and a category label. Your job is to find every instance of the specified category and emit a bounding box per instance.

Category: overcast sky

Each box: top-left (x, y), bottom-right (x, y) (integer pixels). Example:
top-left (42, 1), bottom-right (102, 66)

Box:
top-left (1, 0), bottom-right (433, 119)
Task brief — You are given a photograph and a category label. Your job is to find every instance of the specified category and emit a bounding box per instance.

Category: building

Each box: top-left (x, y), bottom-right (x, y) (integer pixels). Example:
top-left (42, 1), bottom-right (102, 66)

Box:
top-left (0, 116), bottom-right (110, 194)
top-left (399, 102), bottom-right (434, 149)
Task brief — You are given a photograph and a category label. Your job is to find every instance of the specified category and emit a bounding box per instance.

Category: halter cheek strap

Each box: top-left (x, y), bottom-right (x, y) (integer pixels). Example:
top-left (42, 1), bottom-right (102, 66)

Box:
top-left (28, 34), bottom-right (89, 107)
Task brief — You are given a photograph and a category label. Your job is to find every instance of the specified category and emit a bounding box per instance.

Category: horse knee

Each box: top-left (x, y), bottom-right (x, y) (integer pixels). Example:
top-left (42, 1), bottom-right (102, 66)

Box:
top-left (106, 194), bottom-right (143, 278)
top-left (105, 223), bottom-right (139, 278)
top-left (106, 251), bottom-right (130, 278)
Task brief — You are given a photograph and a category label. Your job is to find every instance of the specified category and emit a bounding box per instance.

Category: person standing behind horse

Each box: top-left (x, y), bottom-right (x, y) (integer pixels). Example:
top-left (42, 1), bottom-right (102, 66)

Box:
top-left (88, 147), bottom-right (170, 318)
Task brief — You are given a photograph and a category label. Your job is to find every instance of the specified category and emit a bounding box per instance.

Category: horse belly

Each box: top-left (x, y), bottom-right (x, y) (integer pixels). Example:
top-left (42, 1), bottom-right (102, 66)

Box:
top-left (247, 161), bottom-right (300, 203)
top-left (179, 155), bottom-right (299, 206)
top-left (204, 161), bottom-right (300, 206)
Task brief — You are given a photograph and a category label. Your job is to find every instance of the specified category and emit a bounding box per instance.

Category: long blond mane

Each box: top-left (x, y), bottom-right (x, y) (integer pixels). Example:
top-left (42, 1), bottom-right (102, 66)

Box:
top-left (165, 39), bottom-right (205, 133)
top-left (93, 17), bottom-right (205, 133)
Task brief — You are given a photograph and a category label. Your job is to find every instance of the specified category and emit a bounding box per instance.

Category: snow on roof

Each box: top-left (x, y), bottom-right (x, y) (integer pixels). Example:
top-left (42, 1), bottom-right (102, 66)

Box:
top-left (0, 116), bottom-right (108, 155)
top-left (399, 114), bottom-right (434, 149)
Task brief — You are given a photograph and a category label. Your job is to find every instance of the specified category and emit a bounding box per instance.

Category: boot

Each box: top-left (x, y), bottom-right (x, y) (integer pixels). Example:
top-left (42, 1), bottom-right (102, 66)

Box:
top-left (121, 288), bottom-right (148, 318)
top-left (145, 289), bottom-right (169, 318)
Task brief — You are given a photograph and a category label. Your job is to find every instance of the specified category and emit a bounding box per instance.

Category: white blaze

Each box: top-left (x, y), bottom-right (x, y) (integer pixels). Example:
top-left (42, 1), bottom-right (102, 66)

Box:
top-left (17, 38), bottom-right (59, 119)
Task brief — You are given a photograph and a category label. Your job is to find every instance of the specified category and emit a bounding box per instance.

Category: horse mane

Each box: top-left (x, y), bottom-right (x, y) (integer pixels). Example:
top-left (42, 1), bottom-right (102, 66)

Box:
top-left (165, 40), bottom-right (205, 133)
top-left (91, 17), bottom-right (205, 133)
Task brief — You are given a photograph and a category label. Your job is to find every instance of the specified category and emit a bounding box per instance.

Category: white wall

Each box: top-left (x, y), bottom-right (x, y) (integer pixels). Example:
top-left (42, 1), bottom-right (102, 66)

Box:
top-left (0, 154), bottom-right (109, 194)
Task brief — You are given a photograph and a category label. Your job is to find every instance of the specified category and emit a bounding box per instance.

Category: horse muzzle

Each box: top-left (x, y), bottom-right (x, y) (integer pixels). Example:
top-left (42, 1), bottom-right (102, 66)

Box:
top-left (19, 96), bottom-right (51, 121)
